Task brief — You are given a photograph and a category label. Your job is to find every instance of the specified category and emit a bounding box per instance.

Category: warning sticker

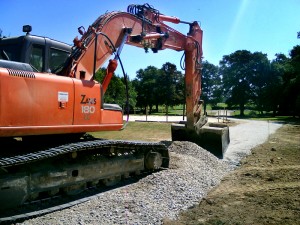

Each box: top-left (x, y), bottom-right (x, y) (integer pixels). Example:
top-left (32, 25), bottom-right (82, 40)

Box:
top-left (58, 92), bottom-right (69, 102)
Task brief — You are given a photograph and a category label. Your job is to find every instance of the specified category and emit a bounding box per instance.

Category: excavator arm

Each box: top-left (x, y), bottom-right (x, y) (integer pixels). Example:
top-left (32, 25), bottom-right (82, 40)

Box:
top-left (64, 4), bottom-right (229, 157)
top-left (64, 4), bottom-right (203, 129)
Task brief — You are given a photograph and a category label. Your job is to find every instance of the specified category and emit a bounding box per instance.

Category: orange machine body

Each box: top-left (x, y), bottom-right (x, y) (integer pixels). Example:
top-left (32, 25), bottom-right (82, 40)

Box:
top-left (0, 67), bottom-right (123, 137)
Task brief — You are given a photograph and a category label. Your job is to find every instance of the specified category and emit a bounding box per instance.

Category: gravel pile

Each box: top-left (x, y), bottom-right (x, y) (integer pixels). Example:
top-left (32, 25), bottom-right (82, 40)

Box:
top-left (18, 141), bottom-right (231, 225)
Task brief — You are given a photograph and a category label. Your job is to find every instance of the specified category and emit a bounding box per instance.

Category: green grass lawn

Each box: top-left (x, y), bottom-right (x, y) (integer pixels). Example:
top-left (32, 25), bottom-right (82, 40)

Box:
top-left (89, 121), bottom-right (172, 142)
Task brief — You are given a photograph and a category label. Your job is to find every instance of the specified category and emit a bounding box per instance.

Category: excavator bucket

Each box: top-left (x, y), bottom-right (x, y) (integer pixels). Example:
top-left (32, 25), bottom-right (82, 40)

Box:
top-left (171, 120), bottom-right (230, 158)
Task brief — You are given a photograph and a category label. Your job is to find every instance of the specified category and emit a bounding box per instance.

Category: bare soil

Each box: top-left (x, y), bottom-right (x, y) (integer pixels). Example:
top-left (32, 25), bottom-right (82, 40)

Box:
top-left (163, 123), bottom-right (300, 225)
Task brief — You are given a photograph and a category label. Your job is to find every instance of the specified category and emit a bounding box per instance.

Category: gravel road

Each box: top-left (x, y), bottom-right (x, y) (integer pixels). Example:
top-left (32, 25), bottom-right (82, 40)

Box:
top-left (224, 119), bottom-right (283, 167)
top-left (16, 118), bottom-right (282, 225)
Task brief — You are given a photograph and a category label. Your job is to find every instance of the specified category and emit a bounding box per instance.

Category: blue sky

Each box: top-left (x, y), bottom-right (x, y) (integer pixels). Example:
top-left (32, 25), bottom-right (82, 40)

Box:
top-left (1, 0), bottom-right (299, 79)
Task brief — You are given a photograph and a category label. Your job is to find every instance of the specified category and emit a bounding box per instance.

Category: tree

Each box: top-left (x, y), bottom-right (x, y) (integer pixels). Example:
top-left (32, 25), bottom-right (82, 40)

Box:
top-left (120, 76), bottom-right (137, 113)
top-left (264, 54), bottom-right (287, 115)
top-left (282, 45), bottom-right (300, 117)
top-left (133, 66), bottom-right (160, 113)
top-left (201, 61), bottom-right (222, 112)
top-left (220, 50), bottom-right (270, 116)
top-left (175, 71), bottom-right (185, 106)
top-left (132, 63), bottom-right (184, 115)
top-left (249, 52), bottom-right (271, 114)
top-left (266, 46), bottom-right (300, 117)
top-left (157, 62), bottom-right (183, 115)
top-left (161, 62), bottom-right (183, 106)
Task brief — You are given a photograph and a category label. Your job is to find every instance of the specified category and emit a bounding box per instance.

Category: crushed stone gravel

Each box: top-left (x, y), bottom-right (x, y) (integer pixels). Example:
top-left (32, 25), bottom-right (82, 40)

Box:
top-left (17, 119), bottom-right (282, 225)
top-left (17, 141), bottom-right (230, 225)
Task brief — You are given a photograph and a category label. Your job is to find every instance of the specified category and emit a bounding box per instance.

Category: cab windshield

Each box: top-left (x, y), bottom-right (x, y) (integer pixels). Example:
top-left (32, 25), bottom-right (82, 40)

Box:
top-left (0, 39), bottom-right (21, 61)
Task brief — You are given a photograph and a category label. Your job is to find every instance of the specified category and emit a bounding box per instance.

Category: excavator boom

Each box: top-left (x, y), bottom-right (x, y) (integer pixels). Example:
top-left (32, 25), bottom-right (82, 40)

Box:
top-left (65, 4), bottom-right (204, 131)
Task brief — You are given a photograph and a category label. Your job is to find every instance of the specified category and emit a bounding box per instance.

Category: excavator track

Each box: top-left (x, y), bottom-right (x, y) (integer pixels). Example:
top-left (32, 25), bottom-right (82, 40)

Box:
top-left (0, 138), bottom-right (169, 216)
top-left (0, 189), bottom-right (94, 223)
top-left (0, 165), bottom-right (152, 224)
top-left (0, 139), bottom-right (168, 168)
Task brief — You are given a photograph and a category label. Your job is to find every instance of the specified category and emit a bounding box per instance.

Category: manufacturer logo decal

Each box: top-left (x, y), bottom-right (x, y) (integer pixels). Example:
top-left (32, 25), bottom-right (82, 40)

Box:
top-left (81, 94), bottom-right (96, 120)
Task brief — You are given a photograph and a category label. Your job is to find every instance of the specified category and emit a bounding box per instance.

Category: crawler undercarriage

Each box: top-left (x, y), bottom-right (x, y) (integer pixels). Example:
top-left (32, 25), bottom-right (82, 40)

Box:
top-left (0, 136), bottom-right (169, 211)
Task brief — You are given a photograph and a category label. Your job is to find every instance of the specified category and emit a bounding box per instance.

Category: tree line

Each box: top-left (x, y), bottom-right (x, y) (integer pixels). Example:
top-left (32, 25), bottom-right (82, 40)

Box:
top-left (96, 45), bottom-right (300, 117)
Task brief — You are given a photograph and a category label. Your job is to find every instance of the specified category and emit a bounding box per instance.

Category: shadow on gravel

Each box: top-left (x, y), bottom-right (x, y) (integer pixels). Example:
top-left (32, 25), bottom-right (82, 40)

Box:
top-left (0, 171), bottom-right (157, 224)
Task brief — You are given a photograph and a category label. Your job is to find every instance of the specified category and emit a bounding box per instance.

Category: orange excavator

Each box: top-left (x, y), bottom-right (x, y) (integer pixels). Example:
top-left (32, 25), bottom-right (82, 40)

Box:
top-left (0, 4), bottom-right (229, 210)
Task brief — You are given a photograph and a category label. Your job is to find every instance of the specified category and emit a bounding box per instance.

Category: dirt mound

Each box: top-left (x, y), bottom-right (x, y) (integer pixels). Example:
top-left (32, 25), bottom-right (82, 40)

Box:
top-left (164, 124), bottom-right (300, 225)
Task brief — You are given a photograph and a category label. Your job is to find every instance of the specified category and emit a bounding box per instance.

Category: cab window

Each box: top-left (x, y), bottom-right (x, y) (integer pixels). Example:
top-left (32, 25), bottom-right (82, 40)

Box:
top-left (49, 48), bottom-right (70, 74)
top-left (0, 44), bottom-right (21, 61)
top-left (29, 45), bottom-right (44, 72)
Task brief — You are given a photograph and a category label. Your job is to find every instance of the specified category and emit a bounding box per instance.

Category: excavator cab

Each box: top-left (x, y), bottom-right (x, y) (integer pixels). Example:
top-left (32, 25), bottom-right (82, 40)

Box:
top-left (0, 25), bottom-right (71, 74)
